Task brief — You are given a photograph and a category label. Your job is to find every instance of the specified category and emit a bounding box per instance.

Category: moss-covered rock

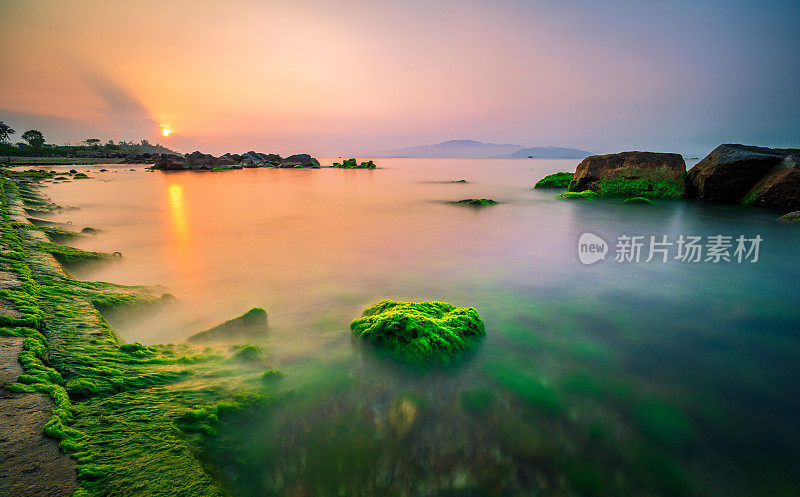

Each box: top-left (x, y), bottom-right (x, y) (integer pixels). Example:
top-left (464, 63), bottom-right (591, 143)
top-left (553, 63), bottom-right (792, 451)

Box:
top-left (332, 158), bottom-right (376, 169)
top-left (350, 299), bottom-right (485, 363)
top-left (778, 211), bottom-right (800, 224)
top-left (449, 198), bottom-right (499, 207)
top-left (533, 172), bottom-right (573, 189)
top-left (569, 151), bottom-right (686, 199)
top-left (187, 307), bottom-right (267, 343)
top-left (558, 191), bottom-right (597, 200)
top-left (623, 197), bottom-right (654, 204)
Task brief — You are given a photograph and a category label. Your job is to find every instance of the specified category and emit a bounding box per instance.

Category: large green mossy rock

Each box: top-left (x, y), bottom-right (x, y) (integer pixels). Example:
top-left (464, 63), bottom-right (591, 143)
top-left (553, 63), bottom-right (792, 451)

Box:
top-left (534, 172), bottom-right (573, 189)
top-left (188, 307), bottom-right (267, 343)
top-left (350, 300), bottom-right (485, 363)
top-left (569, 151), bottom-right (686, 199)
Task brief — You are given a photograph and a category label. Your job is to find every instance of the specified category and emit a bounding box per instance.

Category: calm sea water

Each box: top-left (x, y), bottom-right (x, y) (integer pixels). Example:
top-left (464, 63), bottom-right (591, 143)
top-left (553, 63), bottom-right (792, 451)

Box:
top-left (36, 159), bottom-right (800, 496)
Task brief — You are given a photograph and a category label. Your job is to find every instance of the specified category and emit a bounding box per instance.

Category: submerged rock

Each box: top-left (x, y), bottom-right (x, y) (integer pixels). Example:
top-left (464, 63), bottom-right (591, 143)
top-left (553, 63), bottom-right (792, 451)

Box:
top-left (569, 151), bottom-right (685, 198)
top-left (450, 198), bottom-right (499, 207)
top-left (533, 172), bottom-right (573, 189)
top-left (687, 144), bottom-right (797, 202)
top-left (623, 196), bottom-right (653, 204)
top-left (778, 211), bottom-right (800, 224)
top-left (187, 307), bottom-right (268, 343)
top-left (350, 299), bottom-right (485, 363)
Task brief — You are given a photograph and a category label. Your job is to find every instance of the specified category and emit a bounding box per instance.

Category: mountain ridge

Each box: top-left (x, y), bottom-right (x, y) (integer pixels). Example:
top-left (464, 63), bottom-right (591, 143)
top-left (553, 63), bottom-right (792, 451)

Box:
top-left (368, 140), bottom-right (592, 159)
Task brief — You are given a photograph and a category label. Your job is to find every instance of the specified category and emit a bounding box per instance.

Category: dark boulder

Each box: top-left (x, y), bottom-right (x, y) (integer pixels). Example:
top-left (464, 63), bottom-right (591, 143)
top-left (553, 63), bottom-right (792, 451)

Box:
top-left (185, 151), bottom-right (221, 170)
top-left (262, 153), bottom-right (282, 166)
top-left (151, 153), bottom-right (187, 170)
top-left (280, 154), bottom-right (320, 168)
top-left (743, 155), bottom-right (800, 212)
top-left (686, 144), bottom-right (800, 203)
top-left (568, 151), bottom-right (686, 198)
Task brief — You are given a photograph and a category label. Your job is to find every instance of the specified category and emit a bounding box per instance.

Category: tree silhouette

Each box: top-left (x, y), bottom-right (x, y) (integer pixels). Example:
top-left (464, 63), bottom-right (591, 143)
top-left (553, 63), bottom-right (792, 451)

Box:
top-left (21, 130), bottom-right (45, 148)
top-left (0, 121), bottom-right (15, 143)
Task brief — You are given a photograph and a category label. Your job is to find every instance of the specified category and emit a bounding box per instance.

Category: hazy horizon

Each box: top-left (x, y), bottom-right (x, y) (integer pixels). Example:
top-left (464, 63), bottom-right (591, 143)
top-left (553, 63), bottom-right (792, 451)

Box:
top-left (1, 0), bottom-right (798, 157)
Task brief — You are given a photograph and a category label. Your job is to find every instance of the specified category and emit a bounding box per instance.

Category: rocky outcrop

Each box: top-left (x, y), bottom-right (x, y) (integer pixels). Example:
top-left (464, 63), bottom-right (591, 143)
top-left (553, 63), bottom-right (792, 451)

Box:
top-left (568, 151), bottom-right (686, 198)
top-left (150, 151), bottom-right (318, 170)
top-left (743, 155), bottom-right (800, 212)
top-left (185, 151), bottom-right (222, 170)
top-left (686, 144), bottom-right (800, 206)
top-left (187, 307), bottom-right (268, 343)
top-left (279, 154), bottom-right (320, 168)
top-left (151, 154), bottom-right (187, 170)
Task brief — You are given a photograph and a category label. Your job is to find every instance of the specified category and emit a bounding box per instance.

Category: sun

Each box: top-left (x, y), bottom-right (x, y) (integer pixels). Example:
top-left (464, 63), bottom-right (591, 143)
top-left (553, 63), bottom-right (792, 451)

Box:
top-left (161, 127), bottom-right (172, 137)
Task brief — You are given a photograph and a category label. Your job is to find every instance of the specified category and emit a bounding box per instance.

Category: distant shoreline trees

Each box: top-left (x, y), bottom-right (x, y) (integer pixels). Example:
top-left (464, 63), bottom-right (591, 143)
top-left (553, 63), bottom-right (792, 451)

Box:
top-left (0, 121), bottom-right (15, 144)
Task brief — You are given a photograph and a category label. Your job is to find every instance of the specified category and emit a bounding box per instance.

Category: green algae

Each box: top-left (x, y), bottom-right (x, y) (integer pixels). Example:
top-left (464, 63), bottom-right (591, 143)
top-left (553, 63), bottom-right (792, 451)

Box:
top-left (623, 196), bottom-right (654, 204)
top-left (569, 167), bottom-right (685, 199)
top-left (450, 198), bottom-right (499, 207)
top-left (350, 299), bottom-right (485, 363)
top-left (558, 190), bottom-right (598, 200)
top-left (332, 158), bottom-right (376, 169)
top-left (534, 171), bottom-right (574, 189)
top-left (72, 173), bottom-right (90, 179)
top-left (0, 176), bottom-right (279, 496)
top-left (36, 242), bottom-right (113, 267)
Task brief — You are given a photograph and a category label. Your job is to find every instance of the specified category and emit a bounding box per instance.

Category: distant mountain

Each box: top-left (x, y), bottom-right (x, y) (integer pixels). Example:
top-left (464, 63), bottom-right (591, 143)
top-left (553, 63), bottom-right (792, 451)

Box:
top-left (369, 140), bottom-right (591, 159)
top-left (507, 146), bottom-right (592, 159)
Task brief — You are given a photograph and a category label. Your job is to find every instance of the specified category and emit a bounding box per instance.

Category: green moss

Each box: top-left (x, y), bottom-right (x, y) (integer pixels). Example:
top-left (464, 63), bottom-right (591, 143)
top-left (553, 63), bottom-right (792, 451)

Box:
top-left (232, 344), bottom-right (262, 362)
top-left (332, 158), bottom-right (376, 169)
top-left (73, 173), bottom-right (90, 179)
top-left (572, 167), bottom-right (685, 199)
top-left (262, 368), bottom-right (283, 380)
top-left (558, 190), bottom-right (598, 200)
top-left (0, 176), bottom-right (280, 496)
top-left (623, 196), bottom-right (654, 204)
top-left (450, 198), bottom-right (499, 207)
top-left (534, 172), bottom-right (574, 189)
top-left (36, 242), bottom-right (113, 267)
top-left (350, 299), bottom-right (485, 363)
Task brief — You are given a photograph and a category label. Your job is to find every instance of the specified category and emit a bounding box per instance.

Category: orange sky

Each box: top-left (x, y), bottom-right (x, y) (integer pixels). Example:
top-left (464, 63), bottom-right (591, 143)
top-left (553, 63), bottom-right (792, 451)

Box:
top-left (1, 0), bottom-right (798, 156)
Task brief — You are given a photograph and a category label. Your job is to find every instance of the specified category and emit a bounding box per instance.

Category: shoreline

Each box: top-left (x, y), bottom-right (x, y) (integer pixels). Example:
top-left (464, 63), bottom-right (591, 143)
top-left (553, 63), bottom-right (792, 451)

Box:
top-left (0, 172), bottom-right (276, 496)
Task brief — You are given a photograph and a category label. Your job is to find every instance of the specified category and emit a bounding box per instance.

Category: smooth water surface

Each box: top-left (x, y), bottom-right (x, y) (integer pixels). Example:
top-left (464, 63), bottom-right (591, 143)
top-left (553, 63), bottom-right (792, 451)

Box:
top-left (35, 159), bottom-right (800, 496)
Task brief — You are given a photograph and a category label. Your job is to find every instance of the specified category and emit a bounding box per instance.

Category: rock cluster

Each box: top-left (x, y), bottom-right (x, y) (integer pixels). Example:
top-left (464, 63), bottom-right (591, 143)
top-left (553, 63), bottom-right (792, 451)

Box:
top-left (150, 151), bottom-right (320, 171)
top-left (686, 144), bottom-right (800, 212)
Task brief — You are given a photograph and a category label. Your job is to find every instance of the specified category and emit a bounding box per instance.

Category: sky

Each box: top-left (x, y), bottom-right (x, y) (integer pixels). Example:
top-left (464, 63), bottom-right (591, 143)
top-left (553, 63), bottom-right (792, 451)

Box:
top-left (1, 0), bottom-right (798, 157)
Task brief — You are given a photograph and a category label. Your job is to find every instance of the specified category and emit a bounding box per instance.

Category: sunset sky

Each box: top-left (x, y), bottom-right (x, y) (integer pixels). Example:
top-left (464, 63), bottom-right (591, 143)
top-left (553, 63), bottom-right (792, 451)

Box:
top-left (1, 0), bottom-right (798, 156)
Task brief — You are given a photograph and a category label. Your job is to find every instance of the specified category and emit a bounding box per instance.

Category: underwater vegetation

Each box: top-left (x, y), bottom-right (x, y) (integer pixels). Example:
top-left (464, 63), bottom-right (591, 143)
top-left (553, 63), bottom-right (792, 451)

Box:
top-left (534, 172), bottom-right (574, 189)
top-left (332, 158), bottom-right (376, 169)
top-left (450, 198), bottom-right (499, 207)
top-left (350, 299), bottom-right (485, 363)
top-left (623, 197), bottom-right (654, 204)
top-left (558, 190), bottom-right (598, 200)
